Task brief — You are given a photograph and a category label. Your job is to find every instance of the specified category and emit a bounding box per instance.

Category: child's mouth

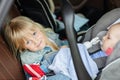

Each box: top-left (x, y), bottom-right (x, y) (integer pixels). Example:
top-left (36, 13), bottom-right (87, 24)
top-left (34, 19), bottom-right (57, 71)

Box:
top-left (37, 40), bottom-right (42, 47)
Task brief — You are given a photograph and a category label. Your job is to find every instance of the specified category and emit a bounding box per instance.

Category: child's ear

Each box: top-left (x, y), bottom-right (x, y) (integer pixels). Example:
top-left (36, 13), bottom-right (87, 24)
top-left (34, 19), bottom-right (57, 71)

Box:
top-left (106, 41), bottom-right (120, 65)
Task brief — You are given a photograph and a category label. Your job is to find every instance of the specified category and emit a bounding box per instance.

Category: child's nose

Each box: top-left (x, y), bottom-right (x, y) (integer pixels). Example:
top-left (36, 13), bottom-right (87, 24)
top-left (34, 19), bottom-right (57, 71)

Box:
top-left (35, 34), bottom-right (39, 40)
top-left (32, 38), bottom-right (39, 44)
top-left (34, 39), bottom-right (38, 43)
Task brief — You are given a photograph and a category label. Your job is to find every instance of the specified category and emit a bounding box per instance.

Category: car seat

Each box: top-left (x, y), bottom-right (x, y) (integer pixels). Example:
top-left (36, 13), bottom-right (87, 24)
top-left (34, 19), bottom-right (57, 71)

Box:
top-left (85, 8), bottom-right (120, 80)
top-left (15, 0), bottom-right (89, 39)
top-left (81, 8), bottom-right (120, 80)
top-left (15, 0), bottom-right (57, 30)
top-left (61, 0), bottom-right (120, 80)
top-left (0, 0), bottom-right (26, 79)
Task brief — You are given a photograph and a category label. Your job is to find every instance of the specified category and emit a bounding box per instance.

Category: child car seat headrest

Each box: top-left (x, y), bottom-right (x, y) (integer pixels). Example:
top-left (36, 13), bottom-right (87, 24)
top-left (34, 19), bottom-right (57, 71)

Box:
top-left (86, 18), bottom-right (120, 53)
top-left (83, 8), bottom-right (120, 42)
top-left (87, 17), bottom-right (120, 53)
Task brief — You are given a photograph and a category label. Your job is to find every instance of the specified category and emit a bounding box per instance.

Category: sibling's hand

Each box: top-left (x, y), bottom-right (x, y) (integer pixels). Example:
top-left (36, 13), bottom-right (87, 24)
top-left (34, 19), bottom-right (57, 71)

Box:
top-left (61, 45), bottom-right (68, 48)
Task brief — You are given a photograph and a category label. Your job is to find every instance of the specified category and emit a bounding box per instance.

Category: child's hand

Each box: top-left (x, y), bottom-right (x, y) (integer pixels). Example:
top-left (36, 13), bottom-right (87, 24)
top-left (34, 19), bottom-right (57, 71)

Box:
top-left (61, 45), bottom-right (68, 48)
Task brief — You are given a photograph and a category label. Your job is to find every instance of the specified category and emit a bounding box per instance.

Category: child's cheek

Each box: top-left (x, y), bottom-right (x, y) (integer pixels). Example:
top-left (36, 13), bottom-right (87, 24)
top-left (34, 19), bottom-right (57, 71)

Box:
top-left (105, 48), bottom-right (113, 56)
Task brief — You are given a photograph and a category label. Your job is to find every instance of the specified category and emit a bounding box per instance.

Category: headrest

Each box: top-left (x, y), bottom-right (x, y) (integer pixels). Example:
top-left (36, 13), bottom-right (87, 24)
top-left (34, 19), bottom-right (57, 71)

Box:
top-left (92, 8), bottom-right (120, 38)
top-left (83, 8), bottom-right (120, 42)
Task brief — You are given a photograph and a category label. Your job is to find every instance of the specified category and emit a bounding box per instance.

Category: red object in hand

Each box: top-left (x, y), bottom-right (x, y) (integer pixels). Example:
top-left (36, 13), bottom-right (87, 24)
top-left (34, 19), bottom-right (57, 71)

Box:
top-left (23, 64), bottom-right (45, 78)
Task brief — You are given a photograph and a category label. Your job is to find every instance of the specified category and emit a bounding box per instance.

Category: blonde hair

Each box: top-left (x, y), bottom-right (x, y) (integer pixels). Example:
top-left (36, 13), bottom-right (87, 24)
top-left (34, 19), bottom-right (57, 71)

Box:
top-left (4, 16), bottom-right (59, 55)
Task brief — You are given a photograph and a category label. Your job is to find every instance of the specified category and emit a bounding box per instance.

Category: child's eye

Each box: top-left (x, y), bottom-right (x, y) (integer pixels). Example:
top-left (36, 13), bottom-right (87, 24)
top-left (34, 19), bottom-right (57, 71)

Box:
top-left (107, 36), bottom-right (110, 39)
top-left (33, 32), bottom-right (36, 35)
top-left (26, 41), bottom-right (30, 45)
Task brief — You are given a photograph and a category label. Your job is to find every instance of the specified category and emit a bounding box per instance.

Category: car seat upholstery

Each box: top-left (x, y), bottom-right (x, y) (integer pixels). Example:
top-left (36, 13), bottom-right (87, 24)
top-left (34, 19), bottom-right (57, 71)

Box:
top-left (53, 0), bottom-right (88, 12)
top-left (15, 0), bottom-right (60, 32)
top-left (82, 8), bottom-right (120, 42)
top-left (0, 36), bottom-right (25, 80)
top-left (0, 5), bottom-right (25, 80)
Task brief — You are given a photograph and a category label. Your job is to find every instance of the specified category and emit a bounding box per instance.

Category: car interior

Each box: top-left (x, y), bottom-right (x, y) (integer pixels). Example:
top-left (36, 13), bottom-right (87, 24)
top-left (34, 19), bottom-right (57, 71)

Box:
top-left (0, 0), bottom-right (120, 80)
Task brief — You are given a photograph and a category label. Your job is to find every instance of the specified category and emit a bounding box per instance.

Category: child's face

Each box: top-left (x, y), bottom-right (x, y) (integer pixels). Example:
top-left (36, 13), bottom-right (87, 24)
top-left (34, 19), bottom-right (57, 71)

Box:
top-left (101, 25), bottom-right (120, 52)
top-left (24, 29), bottom-right (47, 51)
